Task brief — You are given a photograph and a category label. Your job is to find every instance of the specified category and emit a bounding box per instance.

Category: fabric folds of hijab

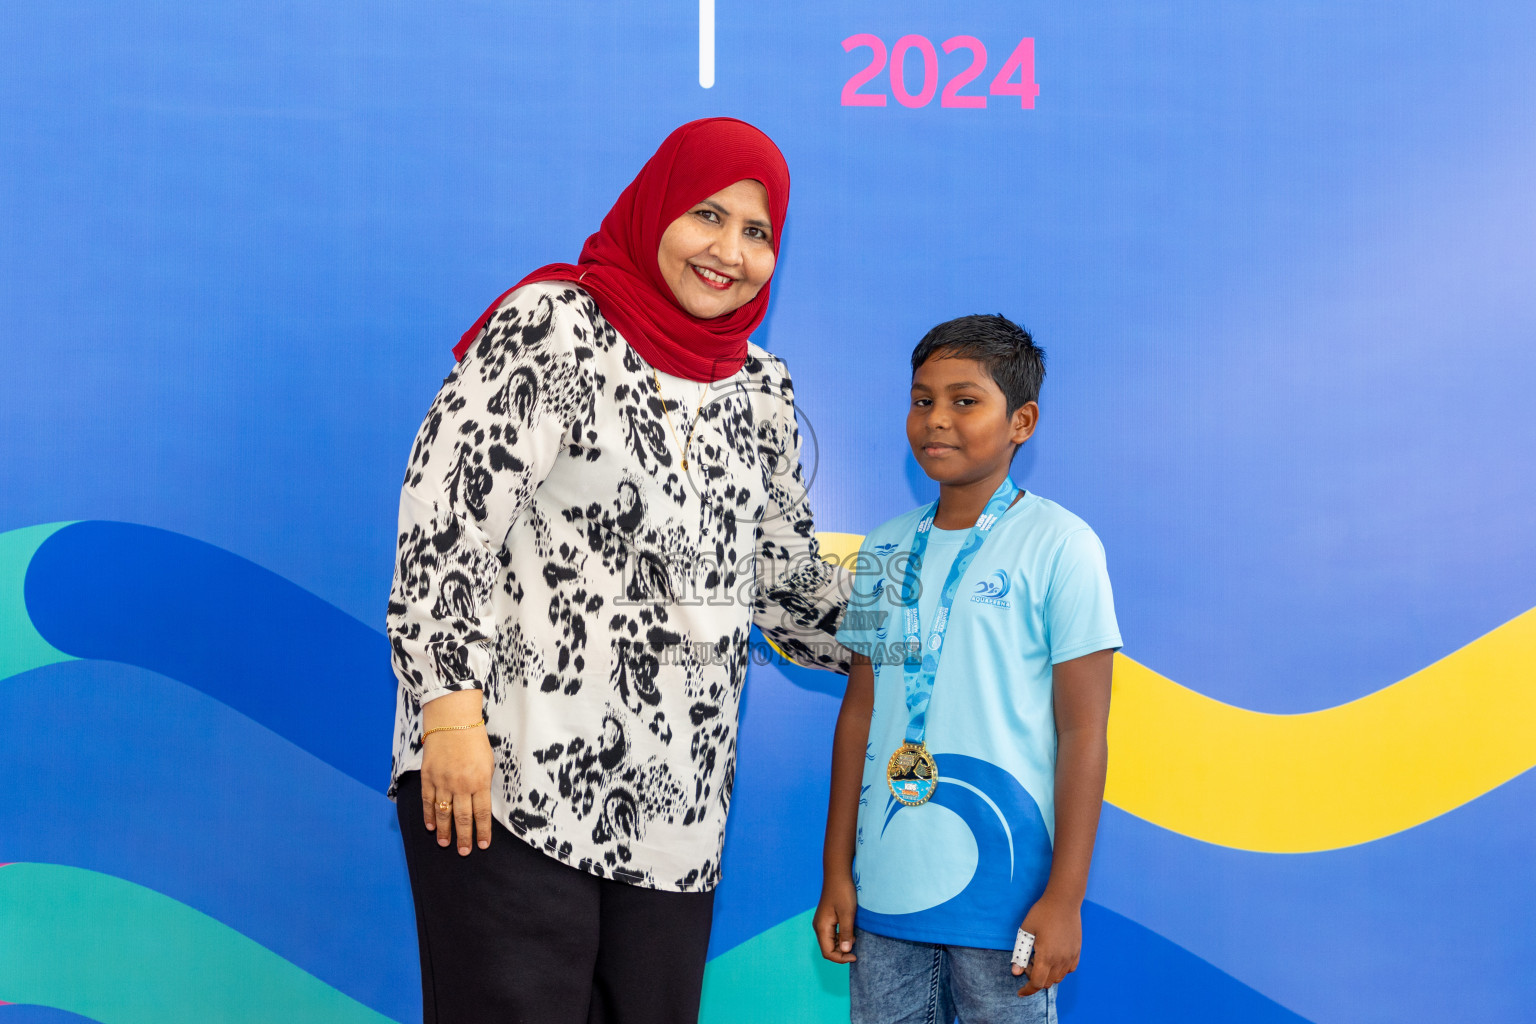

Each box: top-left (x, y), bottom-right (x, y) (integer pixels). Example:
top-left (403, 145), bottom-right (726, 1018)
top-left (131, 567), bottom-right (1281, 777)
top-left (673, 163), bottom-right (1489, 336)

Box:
top-left (453, 117), bottom-right (790, 383)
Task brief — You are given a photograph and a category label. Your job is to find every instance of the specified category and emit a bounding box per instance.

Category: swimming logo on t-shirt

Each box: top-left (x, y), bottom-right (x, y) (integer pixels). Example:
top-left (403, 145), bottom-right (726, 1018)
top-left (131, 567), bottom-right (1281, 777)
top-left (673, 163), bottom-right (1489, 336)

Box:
top-left (971, 570), bottom-right (1011, 608)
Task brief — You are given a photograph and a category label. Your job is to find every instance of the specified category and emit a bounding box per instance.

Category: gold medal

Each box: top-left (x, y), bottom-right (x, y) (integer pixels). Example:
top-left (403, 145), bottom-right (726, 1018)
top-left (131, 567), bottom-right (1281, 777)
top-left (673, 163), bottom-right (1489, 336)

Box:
top-left (886, 742), bottom-right (938, 806)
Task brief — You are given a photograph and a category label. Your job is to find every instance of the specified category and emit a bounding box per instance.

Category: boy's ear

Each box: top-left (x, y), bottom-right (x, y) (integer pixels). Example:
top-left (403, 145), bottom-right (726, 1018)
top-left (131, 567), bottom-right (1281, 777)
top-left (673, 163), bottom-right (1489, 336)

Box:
top-left (1011, 401), bottom-right (1040, 446)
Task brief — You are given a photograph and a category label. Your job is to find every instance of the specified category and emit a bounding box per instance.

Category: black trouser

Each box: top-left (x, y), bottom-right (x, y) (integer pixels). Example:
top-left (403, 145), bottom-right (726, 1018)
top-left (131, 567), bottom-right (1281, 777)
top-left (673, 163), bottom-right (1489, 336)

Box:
top-left (396, 772), bottom-right (716, 1024)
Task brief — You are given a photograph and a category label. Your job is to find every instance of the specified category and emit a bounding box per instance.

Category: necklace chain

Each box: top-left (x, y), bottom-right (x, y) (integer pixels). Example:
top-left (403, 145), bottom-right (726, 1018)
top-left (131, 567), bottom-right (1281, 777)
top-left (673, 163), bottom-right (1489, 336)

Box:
top-left (651, 369), bottom-right (707, 471)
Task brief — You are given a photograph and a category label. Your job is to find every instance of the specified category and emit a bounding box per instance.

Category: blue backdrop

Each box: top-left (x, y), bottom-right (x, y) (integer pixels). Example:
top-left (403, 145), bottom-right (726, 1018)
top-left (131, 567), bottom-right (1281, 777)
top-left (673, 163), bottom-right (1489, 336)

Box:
top-left (3, 2), bottom-right (1534, 1022)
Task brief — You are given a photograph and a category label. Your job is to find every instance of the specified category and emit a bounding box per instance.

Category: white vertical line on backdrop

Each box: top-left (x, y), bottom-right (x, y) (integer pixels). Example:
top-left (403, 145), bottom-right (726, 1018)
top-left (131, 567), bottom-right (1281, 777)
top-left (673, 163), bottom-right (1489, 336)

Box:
top-left (699, 0), bottom-right (715, 88)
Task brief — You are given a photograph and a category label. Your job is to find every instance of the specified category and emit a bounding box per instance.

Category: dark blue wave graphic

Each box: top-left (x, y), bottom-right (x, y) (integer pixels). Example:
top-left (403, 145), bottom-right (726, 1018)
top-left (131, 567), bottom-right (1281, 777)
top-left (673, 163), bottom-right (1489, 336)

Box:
top-left (1059, 902), bottom-right (1312, 1023)
top-left (0, 1009), bottom-right (104, 1023)
top-left (25, 521), bottom-right (396, 792)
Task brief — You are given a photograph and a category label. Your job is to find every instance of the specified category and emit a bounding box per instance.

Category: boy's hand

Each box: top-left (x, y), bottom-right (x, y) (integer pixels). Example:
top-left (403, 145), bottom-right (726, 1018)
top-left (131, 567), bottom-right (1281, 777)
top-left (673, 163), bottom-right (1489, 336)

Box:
top-left (813, 874), bottom-right (859, 964)
top-left (1014, 893), bottom-right (1081, 996)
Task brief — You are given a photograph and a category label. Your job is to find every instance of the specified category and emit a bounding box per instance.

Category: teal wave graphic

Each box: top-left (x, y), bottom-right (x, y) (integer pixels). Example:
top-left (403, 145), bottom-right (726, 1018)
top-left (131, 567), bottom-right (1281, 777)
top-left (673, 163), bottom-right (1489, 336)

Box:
top-left (0, 863), bottom-right (398, 1024)
top-left (0, 523), bottom-right (74, 681)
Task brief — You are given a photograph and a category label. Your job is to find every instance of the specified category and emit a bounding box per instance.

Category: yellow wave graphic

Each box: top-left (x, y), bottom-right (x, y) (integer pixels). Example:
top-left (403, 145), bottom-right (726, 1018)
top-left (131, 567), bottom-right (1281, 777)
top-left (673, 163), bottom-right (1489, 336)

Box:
top-left (1107, 609), bottom-right (1536, 852)
top-left (815, 532), bottom-right (1536, 852)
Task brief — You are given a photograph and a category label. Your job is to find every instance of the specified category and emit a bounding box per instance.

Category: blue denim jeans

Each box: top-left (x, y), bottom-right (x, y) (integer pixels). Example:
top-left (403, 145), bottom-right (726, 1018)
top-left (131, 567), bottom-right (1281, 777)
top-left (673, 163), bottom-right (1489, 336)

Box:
top-left (849, 928), bottom-right (1057, 1024)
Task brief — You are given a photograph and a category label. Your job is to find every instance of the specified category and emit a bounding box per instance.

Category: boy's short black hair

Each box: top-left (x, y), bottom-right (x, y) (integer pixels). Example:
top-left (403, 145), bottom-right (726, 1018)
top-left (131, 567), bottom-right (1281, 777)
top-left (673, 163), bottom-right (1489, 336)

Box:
top-left (910, 314), bottom-right (1045, 412)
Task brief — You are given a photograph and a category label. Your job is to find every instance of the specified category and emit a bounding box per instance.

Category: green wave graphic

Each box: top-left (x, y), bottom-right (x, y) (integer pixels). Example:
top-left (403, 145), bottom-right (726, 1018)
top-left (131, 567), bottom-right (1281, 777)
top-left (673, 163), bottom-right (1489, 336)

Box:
top-left (0, 523), bottom-right (75, 682)
top-left (0, 864), bottom-right (398, 1024)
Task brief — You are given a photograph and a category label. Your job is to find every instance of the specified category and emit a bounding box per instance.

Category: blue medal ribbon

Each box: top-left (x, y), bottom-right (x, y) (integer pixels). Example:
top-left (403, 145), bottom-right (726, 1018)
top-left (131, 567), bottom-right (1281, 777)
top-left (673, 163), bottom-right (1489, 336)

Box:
top-left (899, 476), bottom-right (1020, 747)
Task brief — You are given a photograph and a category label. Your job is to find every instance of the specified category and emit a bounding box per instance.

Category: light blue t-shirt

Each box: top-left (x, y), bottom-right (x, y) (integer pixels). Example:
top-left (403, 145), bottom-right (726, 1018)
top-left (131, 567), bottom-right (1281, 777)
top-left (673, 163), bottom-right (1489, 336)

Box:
top-left (834, 490), bottom-right (1122, 949)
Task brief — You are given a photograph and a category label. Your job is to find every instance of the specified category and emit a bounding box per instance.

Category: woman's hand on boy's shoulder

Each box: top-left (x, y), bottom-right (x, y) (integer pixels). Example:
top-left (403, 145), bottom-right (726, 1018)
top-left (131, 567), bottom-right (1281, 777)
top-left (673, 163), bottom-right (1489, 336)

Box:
top-left (813, 874), bottom-right (859, 964)
top-left (1015, 892), bottom-right (1082, 997)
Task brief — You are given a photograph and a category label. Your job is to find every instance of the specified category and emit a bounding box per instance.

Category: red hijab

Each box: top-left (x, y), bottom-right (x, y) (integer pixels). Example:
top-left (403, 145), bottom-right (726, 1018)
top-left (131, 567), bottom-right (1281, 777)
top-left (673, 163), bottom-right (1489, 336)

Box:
top-left (454, 118), bottom-right (790, 382)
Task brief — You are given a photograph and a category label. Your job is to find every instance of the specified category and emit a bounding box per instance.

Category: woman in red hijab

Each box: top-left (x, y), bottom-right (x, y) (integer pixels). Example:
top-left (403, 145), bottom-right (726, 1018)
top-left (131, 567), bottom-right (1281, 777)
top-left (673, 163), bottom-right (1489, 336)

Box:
top-left (386, 118), bottom-right (850, 1022)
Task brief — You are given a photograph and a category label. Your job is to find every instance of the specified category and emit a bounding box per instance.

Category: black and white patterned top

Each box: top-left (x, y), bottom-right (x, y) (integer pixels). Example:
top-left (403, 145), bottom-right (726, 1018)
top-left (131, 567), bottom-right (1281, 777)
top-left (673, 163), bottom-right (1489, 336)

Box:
top-left (387, 282), bottom-right (851, 891)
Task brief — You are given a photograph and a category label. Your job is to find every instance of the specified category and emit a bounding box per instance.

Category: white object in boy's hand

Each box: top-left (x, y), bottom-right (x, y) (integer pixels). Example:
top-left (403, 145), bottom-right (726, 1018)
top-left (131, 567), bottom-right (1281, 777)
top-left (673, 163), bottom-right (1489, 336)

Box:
top-left (1011, 928), bottom-right (1036, 970)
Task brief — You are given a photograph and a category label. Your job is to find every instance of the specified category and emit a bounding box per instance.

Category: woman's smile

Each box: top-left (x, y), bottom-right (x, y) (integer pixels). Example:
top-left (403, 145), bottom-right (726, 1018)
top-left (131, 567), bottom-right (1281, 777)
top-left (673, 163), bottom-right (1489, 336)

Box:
top-left (690, 264), bottom-right (736, 290)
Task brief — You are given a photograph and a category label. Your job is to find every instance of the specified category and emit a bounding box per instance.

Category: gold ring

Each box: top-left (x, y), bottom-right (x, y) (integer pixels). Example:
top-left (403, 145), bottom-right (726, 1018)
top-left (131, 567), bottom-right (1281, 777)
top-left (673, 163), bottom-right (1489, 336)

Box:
top-left (435, 800), bottom-right (452, 811)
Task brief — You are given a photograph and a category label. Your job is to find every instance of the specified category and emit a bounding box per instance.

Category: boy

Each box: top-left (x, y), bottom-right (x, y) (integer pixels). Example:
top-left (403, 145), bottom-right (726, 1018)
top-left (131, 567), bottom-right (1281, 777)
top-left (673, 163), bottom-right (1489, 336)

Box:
top-left (814, 315), bottom-right (1121, 1023)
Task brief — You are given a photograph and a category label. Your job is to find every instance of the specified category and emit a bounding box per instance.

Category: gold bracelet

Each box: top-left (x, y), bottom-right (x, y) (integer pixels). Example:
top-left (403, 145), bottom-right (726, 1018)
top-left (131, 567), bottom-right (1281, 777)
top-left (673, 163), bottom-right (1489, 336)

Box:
top-left (422, 720), bottom-right (485, 740)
